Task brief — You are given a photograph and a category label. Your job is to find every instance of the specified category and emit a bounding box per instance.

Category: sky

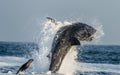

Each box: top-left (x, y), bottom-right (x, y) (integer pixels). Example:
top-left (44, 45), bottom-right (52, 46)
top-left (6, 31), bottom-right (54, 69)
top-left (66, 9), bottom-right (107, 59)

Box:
top-left (0, 0), bottom-right (120, 45)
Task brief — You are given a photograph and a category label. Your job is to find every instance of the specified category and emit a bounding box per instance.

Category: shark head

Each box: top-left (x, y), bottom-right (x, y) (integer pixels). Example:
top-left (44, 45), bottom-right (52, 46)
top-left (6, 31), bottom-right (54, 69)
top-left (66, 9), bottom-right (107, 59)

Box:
top-left (71, 22), bottom-right (96, 41)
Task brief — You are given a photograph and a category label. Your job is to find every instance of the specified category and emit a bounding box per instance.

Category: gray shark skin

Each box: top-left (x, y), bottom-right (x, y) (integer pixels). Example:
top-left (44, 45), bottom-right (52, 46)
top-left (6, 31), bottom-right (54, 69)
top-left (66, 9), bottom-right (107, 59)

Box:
top-left (49, 22), bottom-right (96, 73)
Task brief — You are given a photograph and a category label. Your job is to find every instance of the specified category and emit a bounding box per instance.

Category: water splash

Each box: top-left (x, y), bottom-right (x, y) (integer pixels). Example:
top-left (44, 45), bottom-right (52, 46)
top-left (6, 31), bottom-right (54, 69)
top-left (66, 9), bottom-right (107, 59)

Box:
top-left (31, 20), bottom-right (59, 72)
top-left (91, 19), bottom-right (104, 44)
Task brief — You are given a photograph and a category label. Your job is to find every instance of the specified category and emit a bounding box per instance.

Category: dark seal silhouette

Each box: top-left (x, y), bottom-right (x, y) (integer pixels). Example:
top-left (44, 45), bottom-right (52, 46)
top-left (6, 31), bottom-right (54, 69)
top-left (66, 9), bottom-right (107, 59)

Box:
top-left (16, 59), bottom-right (33, 74)
top-left (49, 22), bottom-right (96, 73)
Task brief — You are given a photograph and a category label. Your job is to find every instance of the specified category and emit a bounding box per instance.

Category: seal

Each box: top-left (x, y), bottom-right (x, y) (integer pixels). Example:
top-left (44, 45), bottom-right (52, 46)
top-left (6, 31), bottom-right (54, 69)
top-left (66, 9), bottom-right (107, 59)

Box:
top-left (49, 22), bottom-right (96, 73)
top-left (16, 59), bottom-right (33, 74)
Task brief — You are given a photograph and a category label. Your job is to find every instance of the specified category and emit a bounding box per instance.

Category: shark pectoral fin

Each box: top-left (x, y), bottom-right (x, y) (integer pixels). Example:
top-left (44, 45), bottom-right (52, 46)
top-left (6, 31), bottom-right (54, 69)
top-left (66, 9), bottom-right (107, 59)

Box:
top-left (70, 37), bottom-right (81, 45)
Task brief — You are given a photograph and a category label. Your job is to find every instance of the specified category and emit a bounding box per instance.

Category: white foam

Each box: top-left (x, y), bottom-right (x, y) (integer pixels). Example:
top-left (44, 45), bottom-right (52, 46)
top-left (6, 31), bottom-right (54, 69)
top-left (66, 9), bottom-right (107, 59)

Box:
top-left (78, 63), bottom-right (120, 73)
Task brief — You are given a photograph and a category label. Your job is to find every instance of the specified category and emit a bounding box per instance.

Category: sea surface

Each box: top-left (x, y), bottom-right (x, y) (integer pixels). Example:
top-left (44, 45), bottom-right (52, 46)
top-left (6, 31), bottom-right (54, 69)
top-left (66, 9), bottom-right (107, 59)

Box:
top-left (0, 41), bottom-right (120, 75)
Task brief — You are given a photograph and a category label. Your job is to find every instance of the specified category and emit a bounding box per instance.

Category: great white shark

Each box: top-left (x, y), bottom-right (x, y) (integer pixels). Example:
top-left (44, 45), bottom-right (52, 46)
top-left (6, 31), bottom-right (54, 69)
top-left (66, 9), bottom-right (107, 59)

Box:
top-left (47, 17), bottom-right (97, 73)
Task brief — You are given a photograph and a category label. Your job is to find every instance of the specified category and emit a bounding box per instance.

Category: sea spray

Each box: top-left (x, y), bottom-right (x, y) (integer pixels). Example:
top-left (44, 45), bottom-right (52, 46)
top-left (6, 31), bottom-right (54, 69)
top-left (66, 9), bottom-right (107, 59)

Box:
top-left (91, 19), bottom-right (104, 44)
top-left (31, 19), bottom-right (64, 73)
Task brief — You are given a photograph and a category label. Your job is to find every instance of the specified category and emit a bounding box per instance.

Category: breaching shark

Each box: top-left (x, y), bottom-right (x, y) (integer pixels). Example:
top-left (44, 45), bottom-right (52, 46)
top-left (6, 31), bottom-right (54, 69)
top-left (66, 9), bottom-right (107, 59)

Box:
top-left (47, 17), bottom-right (97, 73)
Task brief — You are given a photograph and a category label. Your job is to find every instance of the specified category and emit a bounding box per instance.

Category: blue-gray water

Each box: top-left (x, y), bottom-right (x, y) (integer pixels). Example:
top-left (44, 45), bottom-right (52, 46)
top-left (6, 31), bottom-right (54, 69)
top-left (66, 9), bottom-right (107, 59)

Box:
top-left (0, 41), bottom-right (120, 75)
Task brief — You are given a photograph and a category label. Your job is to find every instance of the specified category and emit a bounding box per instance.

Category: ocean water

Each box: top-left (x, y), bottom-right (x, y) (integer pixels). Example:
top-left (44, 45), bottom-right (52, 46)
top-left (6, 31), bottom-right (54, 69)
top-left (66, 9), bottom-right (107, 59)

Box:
top-left (0, 42), bottom-right (120, 75)
top-left (0, 18), bottom-right (119, 75)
